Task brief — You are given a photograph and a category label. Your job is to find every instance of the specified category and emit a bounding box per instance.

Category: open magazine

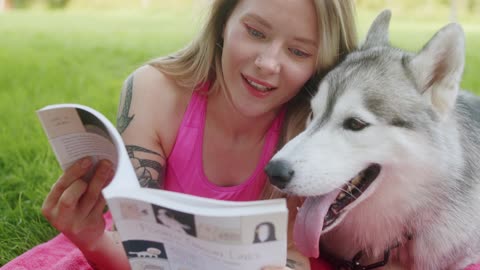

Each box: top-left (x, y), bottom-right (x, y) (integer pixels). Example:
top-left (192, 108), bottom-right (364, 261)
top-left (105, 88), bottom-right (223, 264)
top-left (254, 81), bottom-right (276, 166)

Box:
top-left (37, 104), bottom-right (288, 270)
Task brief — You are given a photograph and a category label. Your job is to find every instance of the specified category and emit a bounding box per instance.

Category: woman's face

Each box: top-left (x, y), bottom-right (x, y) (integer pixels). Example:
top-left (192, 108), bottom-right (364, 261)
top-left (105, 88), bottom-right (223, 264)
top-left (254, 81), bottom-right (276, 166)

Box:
top-left (221, 0), bottom-right (318, 117)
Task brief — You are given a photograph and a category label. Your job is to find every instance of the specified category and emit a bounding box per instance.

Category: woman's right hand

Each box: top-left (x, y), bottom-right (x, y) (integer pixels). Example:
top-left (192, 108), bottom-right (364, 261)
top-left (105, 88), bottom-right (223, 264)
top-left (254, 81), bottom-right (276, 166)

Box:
top-left (41, 157), bottom-right (114, 252)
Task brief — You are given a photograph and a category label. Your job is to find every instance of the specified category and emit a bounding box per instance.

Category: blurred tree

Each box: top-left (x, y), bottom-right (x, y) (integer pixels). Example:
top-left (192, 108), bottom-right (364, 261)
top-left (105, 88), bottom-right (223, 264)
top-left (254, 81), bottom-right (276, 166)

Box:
top-left (11, 0), bottom-right (33, 8)
top-left (451, 0), bottom-right (458, 21)
top-left (355, 0), bottom-right (479, 18)
top-left (46, 0), bottom-right (69, 9)
top-left (141, 0), bottom-right (150, 9)
top-left (467, 0), bottom-right (479, 13)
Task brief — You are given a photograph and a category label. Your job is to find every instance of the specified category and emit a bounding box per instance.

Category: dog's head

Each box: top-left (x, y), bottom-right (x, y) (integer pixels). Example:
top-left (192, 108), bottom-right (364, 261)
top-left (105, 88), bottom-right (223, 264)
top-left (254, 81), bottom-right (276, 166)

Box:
top-left (265, 10), bottom-right (465, 257)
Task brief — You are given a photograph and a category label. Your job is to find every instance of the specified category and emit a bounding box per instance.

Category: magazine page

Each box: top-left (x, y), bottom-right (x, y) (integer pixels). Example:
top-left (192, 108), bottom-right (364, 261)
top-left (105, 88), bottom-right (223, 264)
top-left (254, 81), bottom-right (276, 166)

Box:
top-left (37, 104), bottom-right (139, 190)
top-left (38, 103), bottom-right (289, 270)
top-left (107, 190), bottom-right (288, 270)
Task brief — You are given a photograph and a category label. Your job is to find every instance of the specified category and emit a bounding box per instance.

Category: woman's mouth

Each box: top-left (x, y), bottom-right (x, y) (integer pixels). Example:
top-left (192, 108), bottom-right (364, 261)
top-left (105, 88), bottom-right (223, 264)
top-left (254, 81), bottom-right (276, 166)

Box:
top-left (246, 79), bottom-right (274, 92)
top-left (242, 74), bottom-right (276, 97)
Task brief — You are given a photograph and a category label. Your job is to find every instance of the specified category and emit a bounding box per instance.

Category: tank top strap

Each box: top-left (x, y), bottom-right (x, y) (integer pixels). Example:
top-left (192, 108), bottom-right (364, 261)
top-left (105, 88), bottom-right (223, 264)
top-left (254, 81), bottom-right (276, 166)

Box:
top-left (179, 81), bottom-right (211, 128)
top-left (260, 107), bottom-right (286, 171)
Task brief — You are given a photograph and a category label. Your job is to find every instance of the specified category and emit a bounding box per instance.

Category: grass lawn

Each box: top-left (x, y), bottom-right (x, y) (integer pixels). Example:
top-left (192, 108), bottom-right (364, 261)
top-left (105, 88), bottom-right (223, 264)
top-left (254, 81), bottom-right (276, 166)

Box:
top-left (1, 8), bottom-right (479, 266)
top-left (0, 8), bottom-right (198, 265)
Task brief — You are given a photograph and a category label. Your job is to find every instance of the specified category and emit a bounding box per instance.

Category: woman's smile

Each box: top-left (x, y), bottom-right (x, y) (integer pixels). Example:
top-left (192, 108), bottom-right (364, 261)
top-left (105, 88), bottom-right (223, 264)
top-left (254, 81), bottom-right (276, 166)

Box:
top-left (241, 74), bottom-right (276, 98)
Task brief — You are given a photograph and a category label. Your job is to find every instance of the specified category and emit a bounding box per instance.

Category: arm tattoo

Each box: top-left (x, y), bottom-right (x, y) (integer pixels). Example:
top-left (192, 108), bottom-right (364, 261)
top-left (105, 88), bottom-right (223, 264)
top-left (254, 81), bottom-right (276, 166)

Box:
top-left (126, 145), bottom-right (165, 189)
top-left (286, 258), bottom-right (302, 269)
top-left (117, 74), bottom-right (135, 134)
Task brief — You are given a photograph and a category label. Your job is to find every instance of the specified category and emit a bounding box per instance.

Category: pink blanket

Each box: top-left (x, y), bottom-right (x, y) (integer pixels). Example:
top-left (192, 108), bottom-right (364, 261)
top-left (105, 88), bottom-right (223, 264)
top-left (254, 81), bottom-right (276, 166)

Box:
top-left (2, 211), bottom-right (480, 270)
top-left (466, 264), bottom-right (480, 270)
top-left (1, 212), bottom-right (113, 270)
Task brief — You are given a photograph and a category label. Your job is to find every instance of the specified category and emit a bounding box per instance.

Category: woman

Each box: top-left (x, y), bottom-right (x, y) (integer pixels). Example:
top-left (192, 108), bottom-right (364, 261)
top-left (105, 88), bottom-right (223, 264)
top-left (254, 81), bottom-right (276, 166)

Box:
top-left (41, 0), bottom-right (357, 269)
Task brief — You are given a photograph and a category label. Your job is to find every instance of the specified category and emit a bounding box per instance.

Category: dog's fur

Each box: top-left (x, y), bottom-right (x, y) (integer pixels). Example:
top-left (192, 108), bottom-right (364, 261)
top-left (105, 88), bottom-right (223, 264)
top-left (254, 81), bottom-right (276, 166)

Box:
top-left (266, 10), bottom-right (480, 270)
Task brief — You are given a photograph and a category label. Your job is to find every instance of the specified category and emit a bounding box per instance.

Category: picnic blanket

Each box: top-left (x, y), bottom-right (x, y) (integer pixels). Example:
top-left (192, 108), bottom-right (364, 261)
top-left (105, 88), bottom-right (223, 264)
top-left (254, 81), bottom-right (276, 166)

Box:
top-left (1, 212), bottom-right (113, 270)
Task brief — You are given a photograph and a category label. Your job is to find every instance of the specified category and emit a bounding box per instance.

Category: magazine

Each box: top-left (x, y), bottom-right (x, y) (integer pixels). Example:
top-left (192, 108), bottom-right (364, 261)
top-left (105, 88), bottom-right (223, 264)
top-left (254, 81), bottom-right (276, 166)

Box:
top-left (37, 103), bottom-right (288, 270)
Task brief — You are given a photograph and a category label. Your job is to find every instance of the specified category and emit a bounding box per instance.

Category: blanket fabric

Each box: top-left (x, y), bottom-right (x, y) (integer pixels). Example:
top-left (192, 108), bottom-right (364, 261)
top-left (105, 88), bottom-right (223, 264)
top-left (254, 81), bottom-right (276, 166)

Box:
top-left (2, 212), bottom-right (479, 270)
top-left (1, 212), bottom-right (113, 270)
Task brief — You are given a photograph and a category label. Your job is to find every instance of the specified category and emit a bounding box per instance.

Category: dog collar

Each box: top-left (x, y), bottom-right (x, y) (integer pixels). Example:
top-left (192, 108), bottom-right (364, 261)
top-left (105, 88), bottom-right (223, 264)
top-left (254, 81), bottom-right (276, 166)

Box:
top-left (320, 245), bottom-right (395, 270)
top-left (319, 234), bottom-right (412, 270)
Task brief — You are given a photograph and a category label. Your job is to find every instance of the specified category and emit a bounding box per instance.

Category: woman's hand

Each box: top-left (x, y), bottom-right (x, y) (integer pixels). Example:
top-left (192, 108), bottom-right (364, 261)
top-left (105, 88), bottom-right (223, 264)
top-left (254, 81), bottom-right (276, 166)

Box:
top-left (41, 157), bottom-right (114, 252)
top-left (263, 249), bottom-right (311, 270)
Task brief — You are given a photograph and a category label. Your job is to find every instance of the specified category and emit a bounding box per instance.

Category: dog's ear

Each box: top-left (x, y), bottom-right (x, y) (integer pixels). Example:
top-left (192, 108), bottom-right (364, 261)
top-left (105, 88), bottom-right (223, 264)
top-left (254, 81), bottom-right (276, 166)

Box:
top-left (408, 23), bottom-right (465, 119)
top-left (361, 9), bottom-right (391, 50)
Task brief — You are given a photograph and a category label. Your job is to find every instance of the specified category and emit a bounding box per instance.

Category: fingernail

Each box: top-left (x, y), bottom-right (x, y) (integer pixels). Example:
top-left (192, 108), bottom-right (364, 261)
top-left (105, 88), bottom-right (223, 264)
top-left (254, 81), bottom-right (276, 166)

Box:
top-left (101, 160), bottom-right (113, 176)
top-left (108, 168), bottom-right (116, 180)
top-left (81, 158), bottom-right (92, 168)
top-left (109, 164), bottom-right (117, 181)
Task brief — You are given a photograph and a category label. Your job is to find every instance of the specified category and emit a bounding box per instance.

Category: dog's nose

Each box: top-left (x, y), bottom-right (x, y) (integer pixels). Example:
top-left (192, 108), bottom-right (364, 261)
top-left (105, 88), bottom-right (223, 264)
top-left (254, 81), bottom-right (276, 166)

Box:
top-left (265, 159), bottom-right (294, 189)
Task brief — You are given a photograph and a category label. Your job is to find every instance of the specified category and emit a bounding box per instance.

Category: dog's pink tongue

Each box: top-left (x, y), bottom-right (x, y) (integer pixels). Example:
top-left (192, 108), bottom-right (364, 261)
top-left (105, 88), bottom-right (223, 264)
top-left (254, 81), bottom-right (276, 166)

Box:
top-left (294, 191), bottom-right (340, 258)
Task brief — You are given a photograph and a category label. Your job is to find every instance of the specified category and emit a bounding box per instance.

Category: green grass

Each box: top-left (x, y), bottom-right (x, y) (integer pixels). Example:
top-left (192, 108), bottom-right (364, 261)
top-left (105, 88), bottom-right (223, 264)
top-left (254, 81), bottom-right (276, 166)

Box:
top-left (0, 9), bottom-right (198, 265)
top-left (1, 8), bottom-right (480, 266)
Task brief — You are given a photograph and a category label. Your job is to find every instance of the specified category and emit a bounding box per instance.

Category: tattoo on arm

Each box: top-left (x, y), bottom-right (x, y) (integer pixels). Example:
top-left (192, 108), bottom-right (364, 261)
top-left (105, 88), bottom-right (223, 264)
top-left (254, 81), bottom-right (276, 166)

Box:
top-left (117, 75), bottom-right (135, 134)
top-left (286, 258), bottom-right (302, 269)
top-left (126, 145), bottom-right (165, 189)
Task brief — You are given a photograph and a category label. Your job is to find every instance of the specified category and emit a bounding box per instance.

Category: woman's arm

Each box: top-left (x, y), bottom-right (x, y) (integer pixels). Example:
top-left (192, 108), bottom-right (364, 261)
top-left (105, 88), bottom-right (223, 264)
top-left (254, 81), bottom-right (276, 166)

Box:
top-left (116, 68), bottom-right (167, 189)
top-left (79, 231), bottom-right (130, 270)
top-left (78, 65), bottom-right (189, 269)
top-left (117, 65), bottom-right (189, 188)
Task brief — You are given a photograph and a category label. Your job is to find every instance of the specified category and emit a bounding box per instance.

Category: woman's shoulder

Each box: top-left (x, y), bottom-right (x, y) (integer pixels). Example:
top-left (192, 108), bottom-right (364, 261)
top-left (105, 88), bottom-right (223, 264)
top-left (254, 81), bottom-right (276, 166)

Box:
top-left (121, 64), bottom-right (192, 156)
top-left (127, 64), bottom-right (191, 106)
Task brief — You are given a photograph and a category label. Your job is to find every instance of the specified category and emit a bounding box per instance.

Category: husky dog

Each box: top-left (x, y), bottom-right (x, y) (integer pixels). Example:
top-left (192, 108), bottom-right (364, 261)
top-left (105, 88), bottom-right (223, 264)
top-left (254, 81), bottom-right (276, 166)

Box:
top-left (266, 10), bottom-right (480, 270)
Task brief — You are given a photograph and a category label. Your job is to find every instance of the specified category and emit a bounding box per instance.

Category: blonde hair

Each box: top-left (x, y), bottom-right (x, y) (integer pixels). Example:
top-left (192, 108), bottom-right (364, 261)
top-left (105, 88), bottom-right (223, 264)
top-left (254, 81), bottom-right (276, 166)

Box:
top-left (149, 0), bottom-right (358, 198)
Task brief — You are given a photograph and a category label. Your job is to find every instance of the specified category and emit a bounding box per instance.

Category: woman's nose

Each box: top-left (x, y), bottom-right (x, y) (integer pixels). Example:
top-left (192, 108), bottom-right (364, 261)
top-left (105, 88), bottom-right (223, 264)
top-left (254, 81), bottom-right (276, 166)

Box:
top-left (254, 46), bottom-right (281, 74)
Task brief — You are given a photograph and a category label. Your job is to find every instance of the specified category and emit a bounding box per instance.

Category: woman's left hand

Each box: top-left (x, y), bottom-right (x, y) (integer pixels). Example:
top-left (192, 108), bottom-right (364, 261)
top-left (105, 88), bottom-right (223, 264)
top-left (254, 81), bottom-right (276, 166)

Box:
top-left (262, 251), bottom-right (311, 270)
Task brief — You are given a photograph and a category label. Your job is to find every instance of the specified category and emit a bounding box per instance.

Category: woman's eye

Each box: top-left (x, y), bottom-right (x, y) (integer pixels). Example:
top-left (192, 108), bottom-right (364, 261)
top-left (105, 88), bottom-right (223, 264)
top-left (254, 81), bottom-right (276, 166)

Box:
top-left (246, 25), bottom-right (265, 39)
top-left (289, 48), bottom-right (310, 58)
top-left (343, 117), bottom-right (369, 131)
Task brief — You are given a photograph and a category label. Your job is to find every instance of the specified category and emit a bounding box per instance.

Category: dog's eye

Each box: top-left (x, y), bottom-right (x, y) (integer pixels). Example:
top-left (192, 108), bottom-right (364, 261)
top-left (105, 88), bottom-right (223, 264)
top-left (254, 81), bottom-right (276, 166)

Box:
top-left (343, 117), bottom-right (369, 131)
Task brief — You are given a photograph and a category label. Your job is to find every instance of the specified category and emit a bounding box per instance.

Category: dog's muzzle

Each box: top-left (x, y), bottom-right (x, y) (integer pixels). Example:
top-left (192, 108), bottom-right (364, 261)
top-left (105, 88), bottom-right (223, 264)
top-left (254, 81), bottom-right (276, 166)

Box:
top-left (265, 159), bottom-right (294, 189)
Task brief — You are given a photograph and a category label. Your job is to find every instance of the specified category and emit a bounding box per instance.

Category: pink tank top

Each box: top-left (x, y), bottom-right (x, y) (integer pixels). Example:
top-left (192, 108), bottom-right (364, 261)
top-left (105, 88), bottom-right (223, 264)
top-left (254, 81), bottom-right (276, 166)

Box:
top-left (164, 82), bottom-right (285, 201)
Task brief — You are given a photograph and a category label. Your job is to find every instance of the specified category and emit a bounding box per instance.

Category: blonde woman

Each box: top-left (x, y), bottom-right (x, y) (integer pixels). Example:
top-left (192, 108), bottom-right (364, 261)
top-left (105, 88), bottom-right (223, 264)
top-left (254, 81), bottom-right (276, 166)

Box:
top-left (41, 0), bottom-right (357, 269)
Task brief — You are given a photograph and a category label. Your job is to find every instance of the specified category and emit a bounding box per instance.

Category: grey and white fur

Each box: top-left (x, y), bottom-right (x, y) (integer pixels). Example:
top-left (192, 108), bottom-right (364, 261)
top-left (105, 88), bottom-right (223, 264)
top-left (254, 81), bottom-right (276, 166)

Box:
top-left (266, 10), bottom-right (480, 270)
